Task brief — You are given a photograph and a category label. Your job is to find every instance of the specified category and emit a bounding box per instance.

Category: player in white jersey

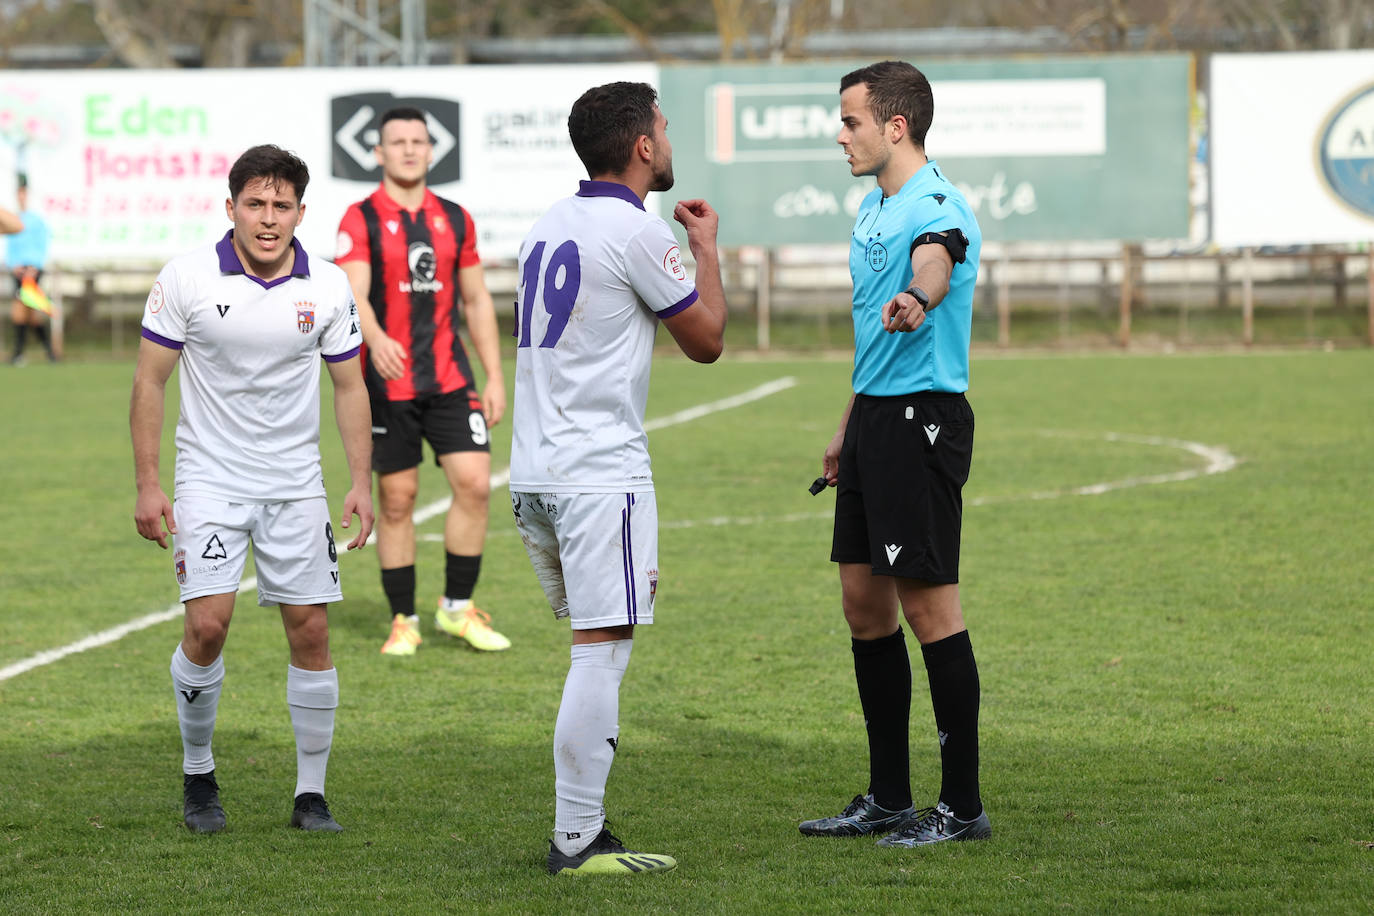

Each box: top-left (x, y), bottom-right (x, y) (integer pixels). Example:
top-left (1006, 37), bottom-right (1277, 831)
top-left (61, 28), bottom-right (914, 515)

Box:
top-left (131, 145), bottom-right (374, 835)
top-left (510, 82), bottom-right (728, 876)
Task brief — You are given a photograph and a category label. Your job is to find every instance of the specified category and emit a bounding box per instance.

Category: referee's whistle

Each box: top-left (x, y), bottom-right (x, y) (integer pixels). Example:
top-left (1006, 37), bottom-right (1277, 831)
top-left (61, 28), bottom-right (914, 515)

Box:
top-left (808, 476), bottom-right (828, 496)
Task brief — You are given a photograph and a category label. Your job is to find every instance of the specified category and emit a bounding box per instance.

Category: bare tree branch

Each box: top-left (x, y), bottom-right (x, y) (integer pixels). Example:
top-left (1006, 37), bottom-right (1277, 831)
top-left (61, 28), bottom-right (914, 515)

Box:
top-left (90, 0), bottom-right (179, 67)
top-left (712, 0), bottom-right (751, 60)
top-left (580, 0), bottom-right (661, 58)
top-left (12, 0), bottom-right (1374, 68)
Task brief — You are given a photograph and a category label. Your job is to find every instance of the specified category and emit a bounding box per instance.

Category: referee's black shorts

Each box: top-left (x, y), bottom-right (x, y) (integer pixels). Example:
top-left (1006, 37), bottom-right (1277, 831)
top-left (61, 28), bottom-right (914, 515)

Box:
top-left (830, 391), bottom-right (974, 583)
top-left (11, 267), bottom-right (43, 287)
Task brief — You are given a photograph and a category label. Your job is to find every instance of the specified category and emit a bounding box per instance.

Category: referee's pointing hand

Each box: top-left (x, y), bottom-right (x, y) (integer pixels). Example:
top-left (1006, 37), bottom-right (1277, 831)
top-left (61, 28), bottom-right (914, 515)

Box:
top-left (881, 290), bottom-right (926, 334)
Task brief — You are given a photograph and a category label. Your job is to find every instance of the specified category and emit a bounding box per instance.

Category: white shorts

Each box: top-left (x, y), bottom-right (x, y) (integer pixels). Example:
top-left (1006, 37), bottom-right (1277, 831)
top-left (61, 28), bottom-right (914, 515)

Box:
top-left (511, 490), bottom-right (658, 630)
top-left (172, 495), bottom-right (343, 607)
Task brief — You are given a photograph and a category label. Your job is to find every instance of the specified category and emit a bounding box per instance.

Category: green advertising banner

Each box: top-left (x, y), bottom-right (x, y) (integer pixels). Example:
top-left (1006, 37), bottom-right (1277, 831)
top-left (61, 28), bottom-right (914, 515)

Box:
top-left (658, 56), bottom-right (1192, 244)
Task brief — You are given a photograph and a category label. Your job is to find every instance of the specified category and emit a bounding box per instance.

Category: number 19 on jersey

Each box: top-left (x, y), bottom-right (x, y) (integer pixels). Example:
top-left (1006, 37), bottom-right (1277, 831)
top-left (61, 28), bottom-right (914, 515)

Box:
top-left (516, 240), bottom-right (582, 349)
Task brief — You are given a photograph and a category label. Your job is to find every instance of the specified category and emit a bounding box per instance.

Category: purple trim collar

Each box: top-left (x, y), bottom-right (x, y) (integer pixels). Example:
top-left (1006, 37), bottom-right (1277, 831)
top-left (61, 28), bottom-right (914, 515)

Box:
top-left (577, 180), bottom-right (645, 211)
top-left (215, 230), bottom-right (311, 290)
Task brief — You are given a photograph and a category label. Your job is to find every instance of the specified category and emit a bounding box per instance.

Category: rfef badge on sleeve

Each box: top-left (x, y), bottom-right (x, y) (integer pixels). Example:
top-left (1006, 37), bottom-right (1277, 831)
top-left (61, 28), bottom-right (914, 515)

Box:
top-left (663, 246), bottom-right (686, 281)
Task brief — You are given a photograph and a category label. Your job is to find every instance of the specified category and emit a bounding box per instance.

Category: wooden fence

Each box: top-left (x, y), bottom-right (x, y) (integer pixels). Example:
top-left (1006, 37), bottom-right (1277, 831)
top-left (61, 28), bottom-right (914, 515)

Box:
top-left (10, 244), bottom-right (1373, 356)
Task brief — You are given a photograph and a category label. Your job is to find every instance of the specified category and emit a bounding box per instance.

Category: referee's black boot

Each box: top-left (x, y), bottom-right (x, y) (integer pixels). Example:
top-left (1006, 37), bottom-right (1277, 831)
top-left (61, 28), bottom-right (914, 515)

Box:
top-left (799, 793), bottom-right (915, 837)
top-left (876, 800), bottom-right (991, 847)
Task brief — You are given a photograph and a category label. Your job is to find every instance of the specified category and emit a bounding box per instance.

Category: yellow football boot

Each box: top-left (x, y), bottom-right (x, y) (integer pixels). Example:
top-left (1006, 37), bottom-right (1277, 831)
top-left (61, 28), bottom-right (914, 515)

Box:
top-left (380, 614), bottom-right (421, 656)
top-left (435, 600), bottom-right (511, 651)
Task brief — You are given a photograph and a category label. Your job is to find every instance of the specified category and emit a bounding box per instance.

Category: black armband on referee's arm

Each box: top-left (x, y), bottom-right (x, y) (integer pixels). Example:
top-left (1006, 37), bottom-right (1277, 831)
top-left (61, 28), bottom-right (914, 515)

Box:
top-left (909, 228), bottom-right (969, 264)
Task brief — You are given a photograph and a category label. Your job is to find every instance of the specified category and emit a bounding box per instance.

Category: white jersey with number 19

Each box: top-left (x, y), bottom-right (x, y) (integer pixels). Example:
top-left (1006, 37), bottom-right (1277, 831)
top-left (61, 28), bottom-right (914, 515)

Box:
top-left (510, 181), bottom-right (699, 493)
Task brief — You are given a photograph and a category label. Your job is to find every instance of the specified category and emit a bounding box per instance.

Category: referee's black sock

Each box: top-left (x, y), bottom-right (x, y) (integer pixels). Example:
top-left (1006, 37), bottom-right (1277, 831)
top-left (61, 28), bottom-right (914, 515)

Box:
top-left (11, 324), bottom-right (28, 359)
top-left (444, 553), bottom-right (481, 602)
top-left (381, 565), bottom-right (416, 619)
top-left (852, 627), bottom-right (912, 812)
top-left (921, 629), bottom-right (982, 820)
top-left (33, 325), bottom-right (54, 359)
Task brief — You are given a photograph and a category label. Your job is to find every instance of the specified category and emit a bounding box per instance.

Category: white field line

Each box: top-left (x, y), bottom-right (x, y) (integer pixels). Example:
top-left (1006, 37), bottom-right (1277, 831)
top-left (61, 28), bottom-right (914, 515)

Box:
top-left (393, 374), bottom-right (800, 536)
top-left (0, 377), bottom-right (799, 684)
top-left (991, 431), bottom-right (1241, 505)
top-left (420, 430), bottom-right (1240, 537)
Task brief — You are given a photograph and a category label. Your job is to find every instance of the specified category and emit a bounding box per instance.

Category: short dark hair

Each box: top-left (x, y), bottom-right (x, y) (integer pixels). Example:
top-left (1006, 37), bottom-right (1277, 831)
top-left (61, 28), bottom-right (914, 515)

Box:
top-left (378, 107), bottom-right (431, 141)
top-left (228, 144), bottom-right (310, 203)
top-left (567, 82), bottom-right (658, 177)
top-left (840, 61), bottom-right (934, 148)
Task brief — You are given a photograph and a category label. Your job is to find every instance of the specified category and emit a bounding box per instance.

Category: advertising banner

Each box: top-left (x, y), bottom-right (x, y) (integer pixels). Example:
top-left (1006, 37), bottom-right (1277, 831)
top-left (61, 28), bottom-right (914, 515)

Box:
top-left (659, 56), bottom-right (1192, 245)
top-left (0, 64), bottom-right (655, 265)
top-left (1211, 51), bottom-right (1374, 246)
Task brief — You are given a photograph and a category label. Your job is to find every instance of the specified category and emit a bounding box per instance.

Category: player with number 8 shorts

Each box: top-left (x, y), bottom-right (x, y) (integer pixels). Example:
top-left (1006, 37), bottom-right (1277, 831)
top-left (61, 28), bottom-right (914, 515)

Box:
top-left (131, 144), bottom-right (374, 834)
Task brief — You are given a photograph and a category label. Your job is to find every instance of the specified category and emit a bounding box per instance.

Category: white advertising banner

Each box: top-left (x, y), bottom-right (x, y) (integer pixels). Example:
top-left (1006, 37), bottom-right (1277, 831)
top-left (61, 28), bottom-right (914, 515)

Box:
top-left (0, 64), bottom-right (657, 265)
top-left (929, 79), bottom-right (1107, 158)
top-left (707, 78), bottom-right (1106, 163)
top-left (1212, 52), bottom-right (1374, 246)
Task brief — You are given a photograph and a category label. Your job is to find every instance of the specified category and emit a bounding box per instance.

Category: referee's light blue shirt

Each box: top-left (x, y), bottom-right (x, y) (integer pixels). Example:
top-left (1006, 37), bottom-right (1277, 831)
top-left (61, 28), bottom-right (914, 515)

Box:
top-left (849, 160), bottom-right (981, 396)
top-left (5, 209), bottom-right (51, 268)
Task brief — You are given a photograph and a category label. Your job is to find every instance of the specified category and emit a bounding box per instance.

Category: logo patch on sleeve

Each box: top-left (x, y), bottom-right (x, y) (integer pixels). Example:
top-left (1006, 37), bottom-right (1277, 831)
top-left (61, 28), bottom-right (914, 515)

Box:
top-left (663, 245), bottom-right (687, 281)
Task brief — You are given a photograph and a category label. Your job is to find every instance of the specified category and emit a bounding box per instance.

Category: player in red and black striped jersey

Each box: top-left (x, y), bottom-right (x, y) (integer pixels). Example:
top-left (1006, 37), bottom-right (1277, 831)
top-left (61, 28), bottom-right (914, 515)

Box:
top-left (336, 107), bottom-right (510, 656)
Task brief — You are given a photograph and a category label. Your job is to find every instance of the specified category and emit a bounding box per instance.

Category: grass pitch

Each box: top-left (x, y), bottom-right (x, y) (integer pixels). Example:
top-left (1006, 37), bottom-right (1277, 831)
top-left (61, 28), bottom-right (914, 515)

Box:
top-left (1, 348), bottom-right (1372, 913)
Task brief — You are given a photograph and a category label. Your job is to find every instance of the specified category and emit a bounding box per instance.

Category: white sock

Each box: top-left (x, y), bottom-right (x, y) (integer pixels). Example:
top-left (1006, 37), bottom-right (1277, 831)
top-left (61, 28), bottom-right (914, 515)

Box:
top-left (286, 665), bottom-right (338, 798)
top-left (552, 639), bottom-right (632, 856)
top-left (170, 644), bottom-right (223, 775)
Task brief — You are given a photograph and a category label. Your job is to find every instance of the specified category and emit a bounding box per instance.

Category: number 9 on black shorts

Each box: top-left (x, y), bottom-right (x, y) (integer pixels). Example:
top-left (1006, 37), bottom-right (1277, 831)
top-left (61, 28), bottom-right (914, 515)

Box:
top-left (371, 388), bottom-right (489, 474)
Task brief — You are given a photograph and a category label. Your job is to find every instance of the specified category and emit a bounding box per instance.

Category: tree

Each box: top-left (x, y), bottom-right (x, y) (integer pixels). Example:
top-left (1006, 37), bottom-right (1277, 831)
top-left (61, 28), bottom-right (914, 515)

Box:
top-left (90, 0), bottom-right (177, 67)
top-left (1214, 0), bottom-right (1374, 50)
top-left (3, 0), bottom-right (1372, 67)
top-left (12, 0), bottom-right (305, 68)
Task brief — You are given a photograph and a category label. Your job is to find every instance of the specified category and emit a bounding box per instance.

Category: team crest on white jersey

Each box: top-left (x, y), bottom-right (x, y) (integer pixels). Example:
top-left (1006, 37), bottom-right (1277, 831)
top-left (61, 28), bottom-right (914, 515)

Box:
top-left (663, 246), bottom-right (686, 281)
top-left (148, 281), bottom-right (165, 314)
top-left (296, 302), bottom-right (316, 334)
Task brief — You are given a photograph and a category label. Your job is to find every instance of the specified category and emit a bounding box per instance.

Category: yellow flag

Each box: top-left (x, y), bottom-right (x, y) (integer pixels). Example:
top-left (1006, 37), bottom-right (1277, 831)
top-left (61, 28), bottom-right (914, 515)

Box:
top-left (19, 276), bottom-right (52, 315)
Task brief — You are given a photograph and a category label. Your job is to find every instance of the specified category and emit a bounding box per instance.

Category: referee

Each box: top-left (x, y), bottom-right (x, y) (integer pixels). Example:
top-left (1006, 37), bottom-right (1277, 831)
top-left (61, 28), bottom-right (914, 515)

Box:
top-left (800, 61), bottom-right (989, 848)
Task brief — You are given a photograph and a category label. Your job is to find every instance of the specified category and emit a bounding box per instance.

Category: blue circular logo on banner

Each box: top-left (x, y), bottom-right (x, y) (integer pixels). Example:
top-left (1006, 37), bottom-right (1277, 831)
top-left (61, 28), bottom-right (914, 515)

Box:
top-left (867, 241), bottom-right (887, 271)
top-left (1318, 83), bottom-right (1374, 220)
